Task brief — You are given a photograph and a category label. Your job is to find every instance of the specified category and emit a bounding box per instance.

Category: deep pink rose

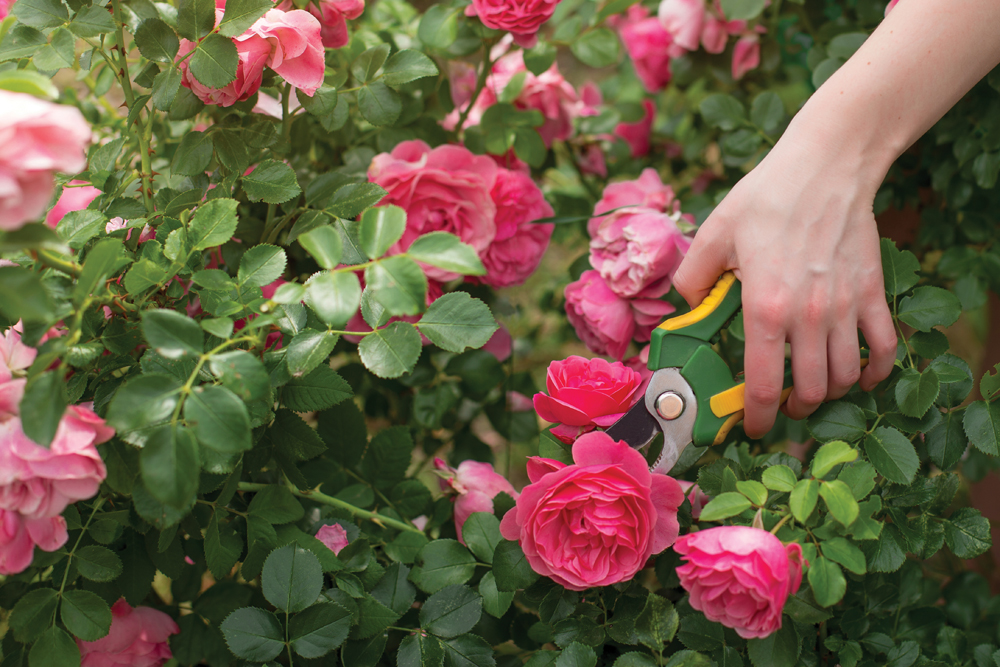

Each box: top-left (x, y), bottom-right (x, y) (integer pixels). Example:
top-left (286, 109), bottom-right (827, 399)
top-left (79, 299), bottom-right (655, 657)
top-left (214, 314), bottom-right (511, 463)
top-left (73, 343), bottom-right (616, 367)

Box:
top-left (592, 168), bottom-right (678, 222)
top-left (624, 344), bottom-right (653, 395)
top-left (614, 5), bottom-right (680, 93)
top-left (435, 458), bottom-right (519, 545)
top-left (0, 91), bottom-right (90, 230)
top-left (467, 0), bottom-right (562, 48)
top-left (700, 2), bottom-right (745, 53)
top-left (677, 480), bottom-right (709, 519)
top-left (732, 34), bottom-right (760, 79)
top-left (532, 355), bottom-right (644, 443)
top-left (500, 431), bottom-right (684, 590)
top-left (78, 599), bottom-right (179, 667)
top-left (0, 509), bottom-right (67, 575)
top-left (45, 181), bottom-right (102, 229)
top-left (0, 0), bottom-right (14, 19)
top-left (658, 0), bottom-right (704, 50)
top-left (0, 406), bottom-right (111, 520)
top-left (615, 99), bottom-right (656, 158)
top-left (178, 10), bottom-right (270, 107)
top-left (278, 0), bottom-right (363, 48)
top-left (316, 523), bottom-right (349, 554)
top-left (632, 297), bottom-right (676, 342)
top-left (885, 0), bottom-right (899, 14)
top-left (480, 168), bottom-right (554, 288)
top-left (368, 140), bottom-right (497, 281)
top-left (247, 9), bottom-right (326, 96)
top-left (675, 526), bottom-right (805, 639)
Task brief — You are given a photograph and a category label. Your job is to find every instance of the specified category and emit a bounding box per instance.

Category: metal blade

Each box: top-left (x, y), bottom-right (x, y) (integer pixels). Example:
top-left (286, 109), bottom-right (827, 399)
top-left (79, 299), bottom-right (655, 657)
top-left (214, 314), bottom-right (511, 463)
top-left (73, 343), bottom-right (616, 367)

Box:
top-left (643, 368), bottom-right (697, 475)
top-left (605, 400), bottom-right (660, 450)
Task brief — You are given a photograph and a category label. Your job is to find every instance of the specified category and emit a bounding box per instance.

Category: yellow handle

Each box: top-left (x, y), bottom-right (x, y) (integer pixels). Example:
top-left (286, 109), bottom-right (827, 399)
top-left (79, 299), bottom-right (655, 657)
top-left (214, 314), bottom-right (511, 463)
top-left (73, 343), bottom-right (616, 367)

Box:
top-left (658, 271), bottom-right (738, 332)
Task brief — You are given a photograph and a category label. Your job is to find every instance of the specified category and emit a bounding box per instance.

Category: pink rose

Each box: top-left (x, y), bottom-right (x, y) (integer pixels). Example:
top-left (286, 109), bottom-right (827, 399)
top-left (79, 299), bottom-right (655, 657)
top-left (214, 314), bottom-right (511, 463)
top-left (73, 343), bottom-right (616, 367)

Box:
top-left (0, 509), bottom-right (67, 575)
top-left (614, 99), bottom-right (656, 158)
top-left (577, 143), bottom-right (608, 178)
top-left (467, 0), bottom-right (562, 48)
top-left (677, 480), bottom-right (709, 519)
top-left (78, 599), bottom-right (179, 667)
top-left (732, 34), bottom-right (760, 79)
top-left (435, 458), bottom-right (519, 545)
top-left (480, 168), bottom-right (554, 288)
top-left (45, 181), bottom-right (102, 229)
top-left (675, 526), bottom-right (805, 639)
top-left (700, 2), bottom-right (745, 53)
top-left (500, 431), bottom-right (684, 590)
top-left (0, 0), bottom-right (14, 19)
top-left (632, 297), bottom-right (676, 342)
top-left (614, 5), bottom-right (680, 93)
top-left (316, 523), bottom-right (349, 554)
top-left (482, 325), bottom-right (512, 362)
top-left (278, 0), bottom-right (363, 48)
top-left (658, 0), bottom-right (705, 51)
top-left (0, 406), bottom-right (111, 520)
top-left (178, 11), bottom-right (271, 107)
top-left (247, 9), bottom-right (326, 96)
top-left (624, 344), bottom-right (653, 395)
top-left (0, 323), bottom-right (37, 383)
top-left (0, 91), bottom-right (90, 230)
top-left (368, 140), bottom-right (497, 281)
top-left (885, 0), bottom-right (899, 15)
top-left (592, 168), bottom-right (678, 221)
top-left (532, 355), bottom-right (644, 443)
top-left (105, 217), bottom-right (155, 243)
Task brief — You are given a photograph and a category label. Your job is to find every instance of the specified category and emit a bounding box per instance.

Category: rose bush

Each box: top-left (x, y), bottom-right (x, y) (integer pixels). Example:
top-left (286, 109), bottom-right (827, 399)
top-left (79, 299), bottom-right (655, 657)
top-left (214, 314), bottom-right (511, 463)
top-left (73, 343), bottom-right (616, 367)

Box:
top-left (0, 0), bottom-right (997, 665)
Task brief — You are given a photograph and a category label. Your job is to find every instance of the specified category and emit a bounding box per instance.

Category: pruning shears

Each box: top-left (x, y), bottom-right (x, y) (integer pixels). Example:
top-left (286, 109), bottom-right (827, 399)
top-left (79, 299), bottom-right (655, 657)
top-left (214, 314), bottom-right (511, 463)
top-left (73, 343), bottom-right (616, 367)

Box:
top-left (605, 272), bottom-right (868, 475)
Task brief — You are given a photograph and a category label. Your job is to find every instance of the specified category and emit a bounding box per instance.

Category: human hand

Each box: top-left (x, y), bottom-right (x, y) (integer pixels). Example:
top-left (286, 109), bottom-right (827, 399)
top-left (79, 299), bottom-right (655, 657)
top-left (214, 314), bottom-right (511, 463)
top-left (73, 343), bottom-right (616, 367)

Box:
top-left (672, 122), bottom-right (897, 438)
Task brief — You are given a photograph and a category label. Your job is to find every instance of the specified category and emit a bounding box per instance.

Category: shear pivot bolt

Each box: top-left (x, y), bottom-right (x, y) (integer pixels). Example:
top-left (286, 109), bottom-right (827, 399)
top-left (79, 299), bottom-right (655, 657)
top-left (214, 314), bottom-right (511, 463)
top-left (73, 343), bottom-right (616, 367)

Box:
top-left (655, 392), bottom-right (684, 420)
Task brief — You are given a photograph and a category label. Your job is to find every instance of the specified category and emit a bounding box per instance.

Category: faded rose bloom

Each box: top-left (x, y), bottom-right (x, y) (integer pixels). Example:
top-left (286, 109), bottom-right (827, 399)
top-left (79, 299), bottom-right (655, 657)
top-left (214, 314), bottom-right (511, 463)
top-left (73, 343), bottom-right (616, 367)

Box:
top-left (368, 140), bottom-right (497, 281)
top-left (675, 526), bottom-right (805, 639)
top-left (658, 0), bottom-right (705, 50)
top-left (732, 33), bottom-right (760, 79)
top-left (614, 99), bottom-right (656, 158)
top-left (532, 355), bottom-right (644, 443)
top-left (0, 509), bottom-right (67, 575)
top-left (435, 458), bottom-right (519, 545)
top-left (480, 168), bottom-right (554, 288)
top-left (677, 480), bottom-right (709, 519)
top-left (77, 599), bottom-right (179, 667)
top-left (278, 0), bottom-right (364, 48)
top-left (500, 431), bottom-right (684, 590)
top-left (0, 91), bottom-right (90, 230)
top-left (613, 4), bottom-right (680, 93)
top-left (316, 523), bottom-right (349, 554)
top-left (45, 181), bottom-right (102, 229)
top-left (592, 168), bottom-right (678, 222)
top-left (466, 0), bottom-right (562, 48)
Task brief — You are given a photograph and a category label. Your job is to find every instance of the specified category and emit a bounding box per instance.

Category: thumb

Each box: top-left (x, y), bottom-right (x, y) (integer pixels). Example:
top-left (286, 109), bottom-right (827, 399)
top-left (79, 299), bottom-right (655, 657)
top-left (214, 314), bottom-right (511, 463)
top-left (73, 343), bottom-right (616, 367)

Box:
top-left (672, 227), bottom-right (733, 309)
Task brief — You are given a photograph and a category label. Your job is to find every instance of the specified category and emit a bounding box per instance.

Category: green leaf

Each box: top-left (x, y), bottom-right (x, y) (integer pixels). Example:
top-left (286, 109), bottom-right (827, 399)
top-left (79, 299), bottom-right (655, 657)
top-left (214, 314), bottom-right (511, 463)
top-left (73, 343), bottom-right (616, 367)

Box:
top-left (247, 485), bottom-right (304, 524)
top-left (324, 182), bottom-right (387, 220)
top-left (365, 255), bottom-right (427, 316)
top-left (880, 238), bottom-right (920, 296)
top-left (151, 67), bottom-right (182, 111)
top-left (140, 426), bottom-right (200, 509)
top-left (819, 479), bottom-right (859, 526)
top-left (929, 353), bottom-right (973, 407)
top-left (808, 557), bottom-right (846, 607)
top-left (407, 232), bottom-right (485, 276)
top-left (189, 198), bottom-right (239, 250)
top-left (0, 68), bottom-right (57, 98)
top-left (221, 607), bottom-right (284, 662)
top-left (479, 571), bottom-right (513, 618)
top-left (9, 588), bottom-right (58, 643)
top-left (238, 244), bottom-right (286, 288)
top-left (106, 374), bottom-right (181, 446)
top-left (289, 602), bottom-right (352, 658)
top-left (790, 479), bottom-right (819, 522)
top-left (263, 544), bottom-right (324, 613)
top-left (909, 329), bottom-right (949, 359)
top-left (0, 266), bottom-right (53, 322)
top-left (60, 590), bottom-right (112, 642)
top-left (761, 464), bottom-right (797, 492)
top-left (352, 43), bottom-right (390, 82)
top-left (298, 225), bottom-right (343, 269)
top-left (821, 537), bottom-right (866, 575)
top-left (943, 507), bottom-right (991, 558)
top-left (750, 91), bottom-right (784, 132)
top-left (746, 622), bottom-right (797, 667)
top-left (885, 641), bottom-right (919, 667)
top-left (898, 286), bottom-right (962, 332)
top-left (359, 321), bottom-right (421, 379)
top-left (443, 634), bottom-right (496, 667)
top-left (462, 512), bottom-right (503, 565)
top-left (371, 562), bottom-right (417, 615)
top-left (358, 81), bottom-right (401, 126)
top-left (205, 510), bottom-right (243, 578)
top-left (297, 85), bottom-right (338, 115)
top-left (184, 384), bottom-right (252, 453)
top-left (894, 367), bottom-right (940, 418)
top-left (176, 0), bottom-right (215, 40)
top-left (209, 350), bottom-right (270, 401)
top-left (720, 0), bottom-right (765, 20)
top-left (807, 402), bottom-right (867, 443)
top-left (219, 0), bottom-right (273, 36)
top-left (981, 363), bottom-right (1000, 400)
top-left (699, 94), bottom-right (745, 131)
top-left (286, 329), bottom-right (338, 377)
top-left (75, 238), bottom-right (131, 304)
top-left (864, 426), bottom-right (919, 485)
top-left (398, 632), bottom-right (446, 667)
top-left (811, 440), bottom-right (858, 479)
top-left (491, 540), bottom-right (538, 592)
top-left (283, 365), bottom-right (351, 412)
top-left (75, 545), bottom-right (123, 582)
top-left (31, 26), bottom-right (73, 70)
top-left (360, 205), bottom-right (405, 259)
top-left (28, 626), bottom-right (79, 667)
top-left (243, 160), bottom-right (301, 204)
top-left (556, 643), bottom-right (597, 667)
top-left (417, 4), bottom-right (458, 49)
top-left (271, 409), bottom-right (327, 461)
top-left (925, 409), bottom-right (967, 469)
top-left (0, 25), bottom-right (48, 62)
top-left (411, 539), bottom-right (477, 594)
top-left (171, 128), bottom-right (213, 176)
top-left (570, 27), bottom-right (620, 67)
top-left (20, 370), bottom-right (66, 447)
top-left (859, 523), bottom-right (904, 571)
top-left (383, 49), bottom-right (439, 86)
top-left (676, 614), bottom-right (722, 652)
top-left (838, 461), bottom-right (876, 500)
top-left (697, 492), bottom-right (750, 522)
top-left (134, 18), bottom-right (178, 62)
top-left (417, 292), bottom-right (497, 353)
top-left (420, 584), bottom-right (482, 639)
top-left (304, 270), bottom-right (361, 328)
top-left (735, 480), bottom-right (768, 506)
top-left (12, 0), bottom-right (67, 29)
top-left (354, 595), bottom-right (402, 638)
top-left (964, 400), bottom-right (1000, 456)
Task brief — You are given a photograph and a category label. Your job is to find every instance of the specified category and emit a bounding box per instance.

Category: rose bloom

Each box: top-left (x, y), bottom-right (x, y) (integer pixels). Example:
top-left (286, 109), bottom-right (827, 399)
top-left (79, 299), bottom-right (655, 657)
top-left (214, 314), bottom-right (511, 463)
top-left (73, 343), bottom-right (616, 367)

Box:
top-left (533, 355), bottom-right (644, 443)
top-left (592, 168), bottom-right (678, 220)
top-left (0, 0), bottom-right (14, 19)
top-left (45, 181), bottom-right (102, 229)
top-left (0, 91), bottom-right (90, 230)
top-left (466, 0), bottom-right (562, 48)
top-left (368, 140), bottom-right (498, 281)
top-left (500, 431), bottom-right (684, 590)
top-left (613, 5), bottom-right (682, 93)
top-left (615, 99), bottom-right (656, 158)
top-left (278, 0), bottom-right (364, 48)
top-left (316, 523), bottom-right (349, 554)
top-left (0, 509), bottom-right (67, 575)
top-left (78, 599), bottom-right (180, 667)
top-left (677, 480), bottom-right (709, 519)
top-left (480, 168), bottom-right (554, 288)
top-left (658, 0), bottom-right (704, 51)
top-left (675, 526), bottom-right (805, 639)
top-left (700, 1), bottom-right (746, 53)
top-left (178, 9), bottom-right (271, 107)
top-left (105, 217), bottom-right (156, 243)
top-left (0, 323), bottom-right (36, 419)
top-left (732, 33), bottom-right (760, 80)
top-left (435, 458), bottom-right (518, 545)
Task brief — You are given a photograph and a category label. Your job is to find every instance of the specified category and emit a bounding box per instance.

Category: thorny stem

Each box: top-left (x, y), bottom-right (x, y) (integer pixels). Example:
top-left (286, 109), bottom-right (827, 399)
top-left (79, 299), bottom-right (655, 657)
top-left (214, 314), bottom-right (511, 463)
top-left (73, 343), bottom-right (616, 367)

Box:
top-left (455, 39), bottom-right (498, 139)
top-left (55, 496), bottom-right (106, 623)
top-left (34, 249), bottom-right (82, 278)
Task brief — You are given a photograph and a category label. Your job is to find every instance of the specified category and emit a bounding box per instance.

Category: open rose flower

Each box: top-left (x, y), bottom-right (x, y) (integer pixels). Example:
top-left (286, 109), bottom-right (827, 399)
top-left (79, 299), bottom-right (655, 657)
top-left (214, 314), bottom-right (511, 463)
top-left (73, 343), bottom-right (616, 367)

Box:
top-left (435, 458), bottom-right (518, 545)
top-left (677, 480), bottom-right (709, 519)
top-left (612, 5), bottom-right (681, 93)
top-left (368, 140), bottom-right (497, 281)
top-left (675, 526), bottom-right (805, 639)
top-left (480, 168), bottom-right (554, 288)
top-left (500, 431), bottom-right (684, 590)
top-left (45, 181), bottom-right (102, 229)
top-left (77, 599), bottom-right (179, 667)
top-left (658, 0), bottom-right (704, 51)
top-left (316, 523), bottom-right (349, 554)
top-left (0, 91), bottom-right (90, 230)
top-left (615, 100), bottom-right (656, 158)
top-left (0, 509), bottom-right (67, 575)
top-left (533, 355), bottom-right (644, 443)
top-left (732, 33), bottom-right (760, 80)
top-left (592, 168), bottom-right (678, 220)
top-left (466, 0), bottom-right (562, 48)
top-left (278, 0), bottom-right (364, 48)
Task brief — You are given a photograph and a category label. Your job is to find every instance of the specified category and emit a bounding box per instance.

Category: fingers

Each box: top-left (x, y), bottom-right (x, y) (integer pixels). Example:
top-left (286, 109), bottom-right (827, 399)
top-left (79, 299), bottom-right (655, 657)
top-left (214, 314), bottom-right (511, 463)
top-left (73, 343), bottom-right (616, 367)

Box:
top-left (826, 324), bottom-right (863, 400)
top-left (859, 298), bottom-right (897, 391)
top-left (784, 327), bottom-right (829, 421)
top-left (742, 295), bottom-right (789, 438)
top-left (673, 222), bottom-right (734, 309)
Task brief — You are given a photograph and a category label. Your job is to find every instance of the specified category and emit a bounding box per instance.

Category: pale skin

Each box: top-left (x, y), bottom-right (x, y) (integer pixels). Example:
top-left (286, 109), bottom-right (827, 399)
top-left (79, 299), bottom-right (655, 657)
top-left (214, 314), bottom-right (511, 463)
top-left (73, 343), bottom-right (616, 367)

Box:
top-left (673, 0), bottom-right (1000, 437)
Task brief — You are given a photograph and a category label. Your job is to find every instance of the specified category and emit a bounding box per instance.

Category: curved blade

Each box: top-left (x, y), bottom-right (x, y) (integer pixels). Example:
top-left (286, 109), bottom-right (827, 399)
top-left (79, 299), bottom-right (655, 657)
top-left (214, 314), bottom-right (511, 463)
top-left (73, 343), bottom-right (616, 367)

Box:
top-left (643, 368), bottom-right (697, 475)
top-left (605, 400), bottom-right (660, 450)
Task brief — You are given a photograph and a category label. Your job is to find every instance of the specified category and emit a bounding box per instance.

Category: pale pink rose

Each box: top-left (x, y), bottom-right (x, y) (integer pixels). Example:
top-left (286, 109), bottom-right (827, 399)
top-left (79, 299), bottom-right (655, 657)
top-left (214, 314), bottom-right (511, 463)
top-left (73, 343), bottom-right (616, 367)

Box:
top-left (435, 458), bottom-right (519, 545)
top-left (78, 599), bottom-right (179, 667)
top-left (592, 168), bottom-right (678, 223)
top-left (0, 324), bottom-right (37, 383)
top-left (614, 5), bottom-right (680, 93)
top-left (482, 325), bottom-right (512, 362)
top-left (500, 431), bottom-right (684, 590)
top-left (278, 0), bottom-right (363, 48)
top-left (466, 0), bottom-right (562, 48)
top-left (0, 379), bottom-right (24, 421)
top-left (252, 90), bottom-right (301, 118)
top-left (732, 34), bottom-right (760, 79)
top-left (507, 390), bottom-right (534, 411)
top-left (316, 523), bottom-right (349, 554)
top-left (885, 0), bottom-right (899, 15)
top-left (614, 99), bottom-right (656, 158)
top-left (532, 355), bottom-right (644, 443)
top-left (658, 0), bottom-right (705, 51)
top-left (632, 297), bottom-right (676, 342)
top-left (480, 168), bottom-right (554, 288)
top-left (675, 526), bottom-right (805, 639)
top-left (0, 509), bottom-right (67, 575)
top-left (368, 140), bottom-right (497, 281)
top-left (178, 12), bottom-right (271, 107)
top-left (247, 9), bottom-right (326, 96)
top-left (0, 91), bottom-right (90, 230)
top-left (564, 270), bottom-right (635, 361)
top-left (105, 217), bottom-right (155, 243)
top-left (45, 181), bottom-right (102, 229)
top-left (577, 144), bottom-right (608, 178)
top-left (700, 2), bottom-right (745, 53)
top-left (677, 480), bottom-right (709, 519)
top-left (0, 407), bottom-right (111, 520)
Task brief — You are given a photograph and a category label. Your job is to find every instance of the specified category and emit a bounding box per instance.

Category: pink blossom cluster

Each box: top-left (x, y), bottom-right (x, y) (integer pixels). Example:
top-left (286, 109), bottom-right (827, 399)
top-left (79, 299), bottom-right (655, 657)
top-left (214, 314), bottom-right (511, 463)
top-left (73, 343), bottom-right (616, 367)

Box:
top-left (77, 599), bottom-right (179, 667)
top-left (435, 458), bottom-right (519, 544)
top-left (465, 0), bottom-right (562, 48)
top-left (178, 1), bottom-right (326, 107)
top-left (565, 169), bottom-right (691, 360)
top-left (367, 140), bottom-right (554, 289)
top-left (657, 0), bottom-right (766, 81)
top-left (0, 324), bottom-right (112, 575)
top-left (276, 0), bottom-right (364, 49)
